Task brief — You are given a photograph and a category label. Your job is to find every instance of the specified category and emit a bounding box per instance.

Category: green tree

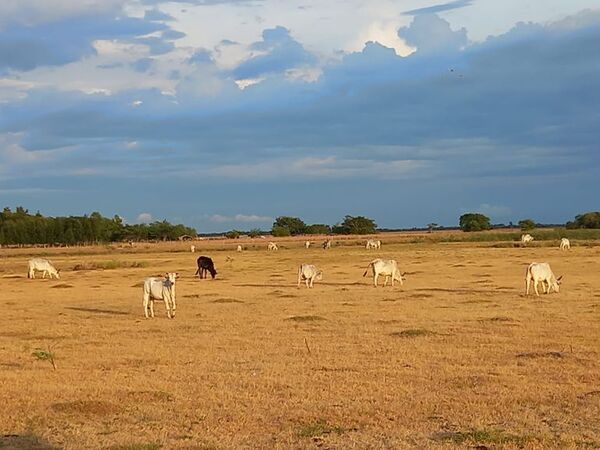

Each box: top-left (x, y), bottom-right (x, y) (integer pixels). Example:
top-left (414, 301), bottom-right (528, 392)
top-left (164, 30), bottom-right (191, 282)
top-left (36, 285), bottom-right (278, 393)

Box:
top-left (518, 219), bottom-right (536, 231)
top-left (427, 223), bottom-right (439, 233)
top-left (305, 224), bottom-right (331, 235)
top-left (225, 229), bottom-right (241, 239)
top-left (248, 228), bottom-right (262, 238)
top-left (459, 213), bottom-right (491, 232)
top-left (272, 216), bottom-right (306, 236)
top-left (566, 211), bottom-right (600, 229)
top-left (271, 225), bottom-right (291, 237)
top-left (333, 215), bottom-right (377, 235)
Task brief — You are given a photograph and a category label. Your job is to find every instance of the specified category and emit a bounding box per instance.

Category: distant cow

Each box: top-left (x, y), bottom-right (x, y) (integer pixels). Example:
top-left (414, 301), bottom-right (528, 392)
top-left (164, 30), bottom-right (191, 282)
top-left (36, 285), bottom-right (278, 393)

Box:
top-left (322, 240), bottom-right (332, 249)
top-left (237, 245), bottom-right (243, 252)
top-left (195, 256), bottom-right (217, 279)
top-left (525, 262), bottom-right (562, 296)
top-left (560, 238), bottom-right (571, 251)
top-left (297, 264), bottom-right (323, 288)
top-left (27, 258), bottom-right (60, 279)
top-left (304, 241), bottom-right (311, 249)
top-left (521, 234), bottom-right (534, 244)
top-left (143, 272), bottom-right (178, 318)
top-left (190, 245), bottom-right (196, 253)
top-left (268, 242), bottom-right (278, 251)
top-left (363, 259), bottom-right (406, 287)
top-left (366, 239), bottom-right (381, 250)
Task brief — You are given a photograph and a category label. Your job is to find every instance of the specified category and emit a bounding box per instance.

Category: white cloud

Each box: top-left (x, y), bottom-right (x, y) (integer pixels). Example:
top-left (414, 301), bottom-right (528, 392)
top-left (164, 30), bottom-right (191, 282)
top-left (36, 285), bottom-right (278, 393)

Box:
top-left (468, 203), bottom-right (512, 220)
top-left (209, 214), bottom-right (272, 223)
top-left (137, 212), bottom-right (153, 223)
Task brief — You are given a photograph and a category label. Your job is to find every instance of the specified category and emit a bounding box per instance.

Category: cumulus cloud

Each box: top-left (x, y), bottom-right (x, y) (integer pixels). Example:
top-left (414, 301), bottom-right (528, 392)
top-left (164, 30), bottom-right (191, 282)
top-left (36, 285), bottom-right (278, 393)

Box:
top-left (137, 212), bottom-right (153, 223)
top-left (398, 13), bottom-right (468, 54)
top-left (403, 0), bottom-right (475, 16)
top-left (209, 214), bottom-right (272, 223)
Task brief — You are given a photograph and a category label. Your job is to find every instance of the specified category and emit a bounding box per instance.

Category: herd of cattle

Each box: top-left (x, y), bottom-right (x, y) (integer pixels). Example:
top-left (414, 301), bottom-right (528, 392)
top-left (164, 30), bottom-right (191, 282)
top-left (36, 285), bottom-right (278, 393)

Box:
top-left (24, 234), bottom-right (570, 319)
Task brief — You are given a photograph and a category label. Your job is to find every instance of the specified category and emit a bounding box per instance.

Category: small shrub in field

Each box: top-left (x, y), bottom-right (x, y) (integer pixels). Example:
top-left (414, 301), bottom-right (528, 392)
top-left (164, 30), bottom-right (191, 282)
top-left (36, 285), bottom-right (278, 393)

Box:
top-left (297, 420), bottom-right (348, 438)
top-left (286, 315), bottom-right (325, 322)
top-left (72, 260), bottom-right (147, 271)
top-left (390, 329), bottom-right (436, 338)
top-left (431, 429), bottom-right (531, 446)
top-left (31, 348), bottom-right (57, 370)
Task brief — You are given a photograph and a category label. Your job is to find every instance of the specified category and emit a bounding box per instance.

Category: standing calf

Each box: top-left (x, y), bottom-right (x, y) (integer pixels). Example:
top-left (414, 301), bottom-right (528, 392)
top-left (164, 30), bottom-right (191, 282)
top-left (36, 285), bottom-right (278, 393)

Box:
top-left (363, 259), bottom-right (405, 287)
top-left (521, 234), bottom-right (534, 244)
top-left (525, 262), bottom-right (562, 296)
top-left (297, 264), bottom-right (323, 288)
top-left (143, 272), bottom-right (178, 318)
top-left (559, 238), bottom-right (570, 251)
top-left (268, 242), bottom-right (278, 251)
top-left (28, 258), bottom-right (60, 279)
top-left (195, 256), bottom-right (217, 279)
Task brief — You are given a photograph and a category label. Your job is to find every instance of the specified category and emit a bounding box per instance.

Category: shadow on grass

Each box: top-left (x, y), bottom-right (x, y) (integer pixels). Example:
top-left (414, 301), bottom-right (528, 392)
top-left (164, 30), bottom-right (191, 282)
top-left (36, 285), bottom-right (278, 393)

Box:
top-left (65, 307), bottom-right (129, 316)
top-left (0, 434), bottom-right (60, 449)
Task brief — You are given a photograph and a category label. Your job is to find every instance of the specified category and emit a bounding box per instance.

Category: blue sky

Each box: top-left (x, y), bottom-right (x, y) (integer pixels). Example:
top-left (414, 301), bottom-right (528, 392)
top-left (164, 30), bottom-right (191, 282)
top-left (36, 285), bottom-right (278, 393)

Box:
top-left (0, 1), bottom-right (599, 232)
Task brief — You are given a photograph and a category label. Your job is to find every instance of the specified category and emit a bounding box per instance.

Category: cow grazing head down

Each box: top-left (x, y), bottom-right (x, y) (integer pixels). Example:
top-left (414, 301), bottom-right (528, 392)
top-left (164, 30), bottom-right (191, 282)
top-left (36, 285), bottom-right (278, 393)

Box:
top-left (315, 271), bottom-right (323, 281)
top-left (552, 275), bottom-right (563, 293)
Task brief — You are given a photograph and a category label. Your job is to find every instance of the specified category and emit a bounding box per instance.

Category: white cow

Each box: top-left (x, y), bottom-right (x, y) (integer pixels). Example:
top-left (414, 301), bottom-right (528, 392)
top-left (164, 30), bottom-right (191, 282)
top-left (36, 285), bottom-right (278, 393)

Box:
top-left (27, 258), bottom-right (60, 279)
top-left (322, 240), bottom-right (332, 249)
top-left (363, 259), bottom-right (405, 287)
top-left (190, 245), bottom-right (196, 253)
top-left (521, 234), bottom-right (534, 244)
top-left (559, 238), bottom-right (571, 251)
top-left (304, 241), bottom-right (311, 249)
top-left (297, 264), bottom-right (323, 288)
top-left (268, 242), bottom-right (278, 251)
top-left (143, 272), bottom-right (178, 318)
top-left (237, 245), bottom-right (243, 252)
top-left (366, 239), bottom-right (381, 250)
top-left (525, 262), bottom-right (562, 296)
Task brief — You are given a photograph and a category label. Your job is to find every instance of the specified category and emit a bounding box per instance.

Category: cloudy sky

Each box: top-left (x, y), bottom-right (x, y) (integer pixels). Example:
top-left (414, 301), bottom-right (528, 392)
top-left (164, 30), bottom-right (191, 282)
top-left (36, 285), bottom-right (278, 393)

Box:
top-left (1, 0), bottom-right (598, 232)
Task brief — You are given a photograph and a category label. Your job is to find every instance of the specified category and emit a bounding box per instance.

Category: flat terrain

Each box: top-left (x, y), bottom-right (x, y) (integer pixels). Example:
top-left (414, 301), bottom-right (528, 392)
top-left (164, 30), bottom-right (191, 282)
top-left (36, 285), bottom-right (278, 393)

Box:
top-left (1, 237), bottom-right (600, 449)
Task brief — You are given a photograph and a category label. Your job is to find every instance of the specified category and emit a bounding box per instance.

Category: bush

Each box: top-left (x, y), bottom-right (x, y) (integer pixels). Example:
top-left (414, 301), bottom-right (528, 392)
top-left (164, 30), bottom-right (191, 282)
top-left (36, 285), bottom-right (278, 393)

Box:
top-left (305, 224), bottom-right (331, 235)
top-left (248, 228), bottom-right (262, 238)
top-left (272, 216), bottom-right (306, 236)
top-left (333, 215), bottom-right (377, 235)
top-left (224, 230), bottom-right (241, 239)
top-left (271, 225), bottom-right (291, 237)
top-left (459, 213), bottom-right (491, 232)
top-left (518, 219), bottom-right (536, 231)
top-left (566, 211), bottom-right (600, 229)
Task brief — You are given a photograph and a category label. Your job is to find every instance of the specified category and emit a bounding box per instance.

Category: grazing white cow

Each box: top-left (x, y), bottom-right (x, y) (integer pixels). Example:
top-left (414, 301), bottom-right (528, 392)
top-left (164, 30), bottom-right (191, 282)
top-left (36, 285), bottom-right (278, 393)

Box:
top-left (521, 234), bottom-right (534, 244)
top-left (525, 262), bottom-right (562, 296)
top-left (322, 240), bottom-right (332, 249)
top-left (27, 258), bottom-right (60, 279)
top-left (190, 245), bottom-right (196, 253)
top-left (366, 239), bottom-right (381, 250)
top-left (560, 238), bottom-right (571, 251)
top-left (304, 241), bottom-right (311, 249)
top-left (363, 259), bottom-right (406, 287)
top-left (297, 264), bottom-right (323, 288)
top-left (268, 242), bottom-right (278, 251)
top-left (143, 272), bottom-right (178, 318)
top-left (237, 245), bottom-right (243, 252)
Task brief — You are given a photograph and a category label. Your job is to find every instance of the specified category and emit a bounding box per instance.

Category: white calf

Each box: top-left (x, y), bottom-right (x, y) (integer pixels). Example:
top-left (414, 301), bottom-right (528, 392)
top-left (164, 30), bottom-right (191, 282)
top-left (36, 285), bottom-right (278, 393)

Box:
top-left (190, 245), bottom-right (196, 253)
top-left (322, 240), bottom-right (332, 249)
top-left (521, 234), bottom-right (534, 244)
top-left (363, 259), bottom-right (405, 287)
top-left (143, 272), bottom-right (178, 318)
top-left (304, 241), bottom-right (311, 249)
top-left (366, 239), bottom-right (381, 249)
top-left (525, 262), bottom-right (562, 296)
top-left (237, 245), bottom-right (243, 252)
top-left (28, 258), bottom-right (60, 279)
top-left (268, 242), bottom-right (278, 251)
top-left (297, 264), bottom-right (323, 288)
top-left (560, 238), bottom-right (570, 251)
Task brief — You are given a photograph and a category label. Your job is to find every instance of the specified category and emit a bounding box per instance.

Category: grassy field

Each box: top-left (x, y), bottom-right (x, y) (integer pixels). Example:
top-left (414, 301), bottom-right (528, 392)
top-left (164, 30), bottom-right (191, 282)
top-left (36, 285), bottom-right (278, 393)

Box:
top-left (1, 235), bottom-right (600, 449)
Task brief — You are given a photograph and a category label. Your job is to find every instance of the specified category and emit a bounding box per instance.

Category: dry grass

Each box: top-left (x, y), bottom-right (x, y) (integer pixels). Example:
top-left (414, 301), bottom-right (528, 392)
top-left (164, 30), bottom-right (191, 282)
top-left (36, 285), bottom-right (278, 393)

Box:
top-left (1, 237), bottom-right (600, 449)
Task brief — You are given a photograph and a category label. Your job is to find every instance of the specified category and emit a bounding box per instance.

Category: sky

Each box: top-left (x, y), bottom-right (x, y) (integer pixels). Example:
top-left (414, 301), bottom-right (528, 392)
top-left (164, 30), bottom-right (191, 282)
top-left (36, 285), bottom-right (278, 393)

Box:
top-left (0, 0), bottom-right (599, 232)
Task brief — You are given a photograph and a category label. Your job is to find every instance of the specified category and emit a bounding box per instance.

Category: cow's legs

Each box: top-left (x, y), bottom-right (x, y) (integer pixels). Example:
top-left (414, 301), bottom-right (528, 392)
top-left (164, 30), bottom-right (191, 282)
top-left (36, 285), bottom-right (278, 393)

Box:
top-left (534, 280), bottom-right (540, 296)
top-left (373, 273), bottom-right (379, 287)
top-left (525, 275), bottom-right (531, 295)
top-left (143, 294), bottom-right (150, 318)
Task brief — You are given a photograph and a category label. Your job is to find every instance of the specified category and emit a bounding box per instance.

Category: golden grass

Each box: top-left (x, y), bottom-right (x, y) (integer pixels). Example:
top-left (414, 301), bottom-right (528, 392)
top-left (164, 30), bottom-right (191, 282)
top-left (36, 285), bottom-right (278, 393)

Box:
top-left (1, 237), bottom-right (600, 449)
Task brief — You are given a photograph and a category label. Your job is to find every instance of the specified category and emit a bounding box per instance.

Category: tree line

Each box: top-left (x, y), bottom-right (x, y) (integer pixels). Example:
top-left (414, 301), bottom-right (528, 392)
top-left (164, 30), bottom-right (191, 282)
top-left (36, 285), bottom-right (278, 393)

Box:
top-left (459, 211), bottom-right (600, 232)
top-left (0, 207), bottom-right (197, 245)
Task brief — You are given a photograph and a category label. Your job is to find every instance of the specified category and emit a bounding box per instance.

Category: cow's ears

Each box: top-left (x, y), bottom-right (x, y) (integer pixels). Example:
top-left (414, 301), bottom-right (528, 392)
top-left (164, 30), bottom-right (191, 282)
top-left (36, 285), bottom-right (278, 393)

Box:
top-left (57, 269), bottom-right (61, 273)
top-left (557, 275), bottom-right (563, 282)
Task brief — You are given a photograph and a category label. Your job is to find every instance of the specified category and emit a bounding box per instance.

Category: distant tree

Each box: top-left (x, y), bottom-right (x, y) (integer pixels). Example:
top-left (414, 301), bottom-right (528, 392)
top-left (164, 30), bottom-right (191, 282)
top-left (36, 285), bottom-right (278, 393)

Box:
top-left (272, 216), bottom-right (306, 236)
top-left (427, 223), bottom-right (439, 233)
top-left (305, 224), bottom-right (332, 235)
top-left (518, 219), bottom-right (536, 231)
top-left (271, 225), bottom-right (291, 237)
top-left (248, 228), bottom-right (262, 238)
top-left (459, 213), bottom-right (491, 232)
top-left (225, 229), bottom-right (241, 239)
top-left (333, 215), bottom-right (377, 235)
top-left (566, 211), bottom-right (600, 229)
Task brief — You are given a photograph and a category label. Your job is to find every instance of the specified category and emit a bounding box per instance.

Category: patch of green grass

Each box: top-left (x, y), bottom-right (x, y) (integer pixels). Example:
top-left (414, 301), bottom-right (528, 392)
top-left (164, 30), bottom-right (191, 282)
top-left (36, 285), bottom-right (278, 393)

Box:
top-left (390, 328), bottom-right (436, 338)
top-left (108, 444), bottom-right (161, 450)
top-left (297, 420), bottom-right (349, 438)
top-left (50, 283), bottom-right (73, 289)
top-left (211, 298), bottom-right (244, 304)
top-left (73, 260), bottom-right (148, 271)
top-left (286, 315), bottom-right (325, 322)
top-left (431, 429), bottom-right (531, 446)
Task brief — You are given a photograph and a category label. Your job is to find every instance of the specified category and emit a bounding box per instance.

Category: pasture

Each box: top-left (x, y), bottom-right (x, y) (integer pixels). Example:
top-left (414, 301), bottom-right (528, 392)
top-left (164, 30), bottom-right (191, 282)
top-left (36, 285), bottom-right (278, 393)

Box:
top-left (1, 236), bottom-right (600, 449)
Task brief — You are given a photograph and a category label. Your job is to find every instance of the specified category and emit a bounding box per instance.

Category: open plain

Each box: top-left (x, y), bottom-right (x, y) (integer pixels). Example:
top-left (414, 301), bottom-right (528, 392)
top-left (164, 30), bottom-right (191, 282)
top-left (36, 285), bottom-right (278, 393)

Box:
top-left (1, 235), bottom-right (600, 449)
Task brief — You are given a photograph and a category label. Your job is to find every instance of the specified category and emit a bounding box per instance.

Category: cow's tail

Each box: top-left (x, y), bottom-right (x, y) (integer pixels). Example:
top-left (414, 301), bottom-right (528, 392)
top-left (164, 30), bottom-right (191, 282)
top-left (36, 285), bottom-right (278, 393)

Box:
top-left (363, 262), bottom-right (373, 277)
